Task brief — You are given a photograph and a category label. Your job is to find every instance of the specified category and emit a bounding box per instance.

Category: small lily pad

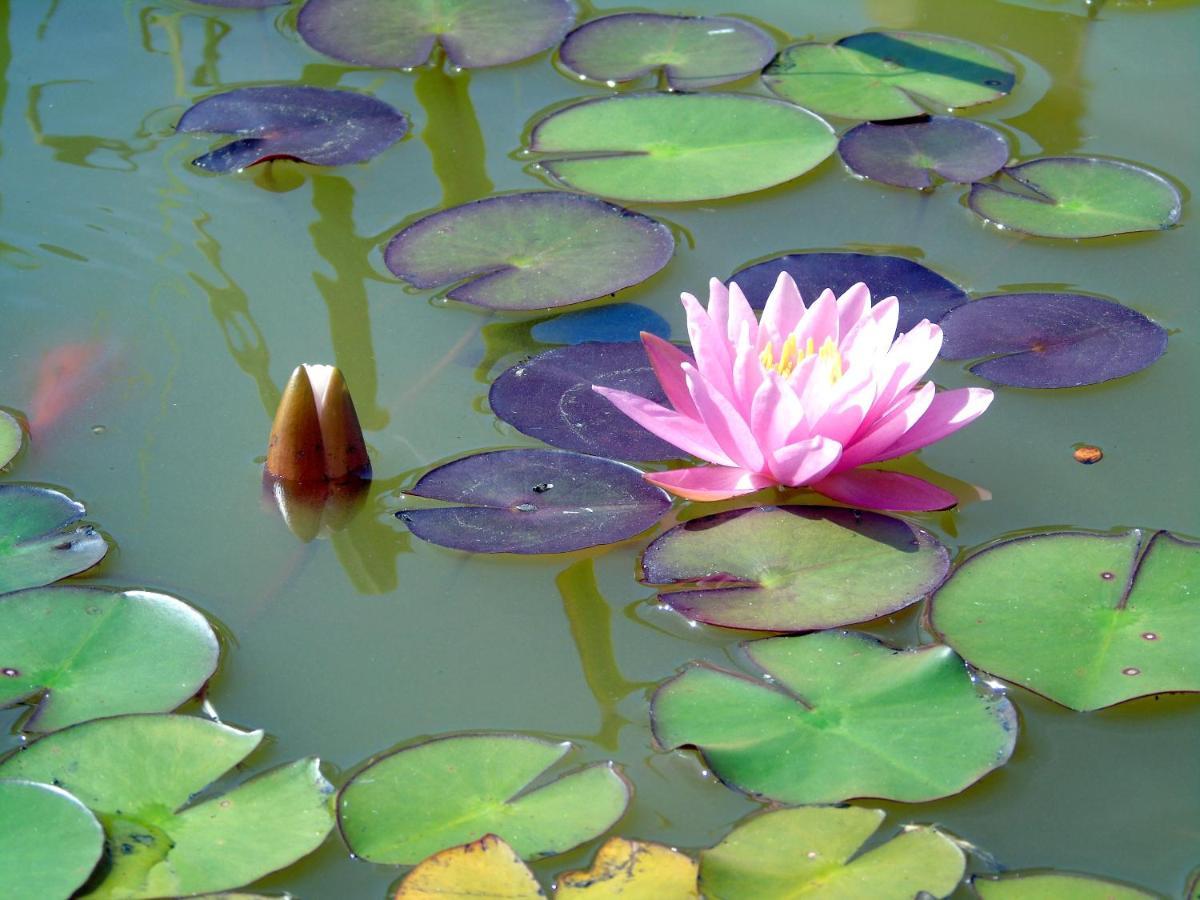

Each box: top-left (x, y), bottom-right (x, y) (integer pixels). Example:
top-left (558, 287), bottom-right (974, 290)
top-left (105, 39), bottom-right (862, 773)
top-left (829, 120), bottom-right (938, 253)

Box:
top-left (558, 13), bottom-right (775, 90)
top-left (530, 303), bottom-right (671, 345)
top-left (967, 157), bottom-right (1182, 239)
top-left (652, 631), bottom-right (1017, 804)
top-left (0, 485), bottom-right (107, 595)
top-left (338, 733), bottom-right (631, 864)
top-left (527, 93), bottom-right (836, 203)
top-left (839, 117), bottom-right (1009, 189)
top-left (930, 529), bottom-right (1200, 711)
top-left (938, 292), bottom-right (1167, 388)
top-left (489, 342), bottom-right (680, 461)
top-left (972, 871), bottom-right (1161, 899)
top-left (0, 714), bottom-right (335, 898)
top-left (641, 506), bottom-right (950, 632)
top-left (558, 837), bottom-right (699, 898)
top-left (699, 806), bottom-right (965, 899)
top-left (297, 0), bottom-right (576, 69)
top-left (397, 449), bottom-right (671, 554)
top-left (0, 779), bottom-right (104, 900)
top-left (0, 586), bottom-right (220, 733)
top-left (395, 834), bottom-right (545, 899)
top-left (0, 410), bottom-right (22, 468)
top-left (729, 252), bottom-right (967, 333)
top-left (763, 31), bottom-right (1015, 121)
top-left (176, 85), bottom-right (408, 173)
top-left (384, 192), bottom-right (674, 311)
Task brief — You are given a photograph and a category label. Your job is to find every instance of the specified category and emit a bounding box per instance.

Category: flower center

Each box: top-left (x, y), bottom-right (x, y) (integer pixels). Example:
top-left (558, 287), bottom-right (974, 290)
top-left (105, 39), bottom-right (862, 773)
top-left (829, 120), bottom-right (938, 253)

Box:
top-left (759, 335), bottom-right (844, 382)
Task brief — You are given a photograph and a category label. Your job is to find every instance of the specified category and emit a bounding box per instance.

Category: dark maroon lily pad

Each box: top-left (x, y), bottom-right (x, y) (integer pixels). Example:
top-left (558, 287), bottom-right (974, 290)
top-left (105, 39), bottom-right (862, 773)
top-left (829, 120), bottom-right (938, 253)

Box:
top-left (938, 292), bottom-right (1167, 388)
top-left (530, 303), bottom-right (671, 345)
top-left (176, 86), bottom-right (408, 173)
top-left (384, 192), bottom-right (675, 311)
top-left (558, 13), bottom-right (775, 90)
top-left (297, 0), bottom-right (576, 69)
top-left (729, 252), bottom-right (967, 334)
top-left (489, 342), bottom-right (680, 461)
top-left (838, 116), bottom-right (1009, 189)
top-left (396, 449), bottom-right (670, 554)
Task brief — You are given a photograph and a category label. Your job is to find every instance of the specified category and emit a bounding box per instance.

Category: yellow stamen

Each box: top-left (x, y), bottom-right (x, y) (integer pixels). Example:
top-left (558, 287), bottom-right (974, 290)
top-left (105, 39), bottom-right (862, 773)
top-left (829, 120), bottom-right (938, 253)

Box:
top-left (759, 334), bottom-right (844, 383)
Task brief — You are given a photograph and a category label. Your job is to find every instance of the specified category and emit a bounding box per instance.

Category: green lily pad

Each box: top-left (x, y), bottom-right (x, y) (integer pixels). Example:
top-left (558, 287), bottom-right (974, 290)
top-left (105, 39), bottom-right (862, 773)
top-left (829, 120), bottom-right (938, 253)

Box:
top-left (0, 586), bottom-right (220, 732)
top-left (763, 31), bottom-right (1015, 121)
top-left (971, 871), bottom-right (1162, 899)
top-left (641, 506), bottom-right (950, 632)
top-left (651, 631), bottom-right (1016, 804)
top-left (0, 485), bottom-right (108, 595)
top-left (338, 733), bottom-right (631, 864)
top-left (967, 157), bottom-right (1182, 239)
top-left (700, 806), bottom-right (965, 899)
top-left (0, 779), bottom-right (104, 900)
top-left (929, 529), bottom-right (1200, 711)
top-left (0, 714), bottom-right (335, 898)
top-left (0, 410), bottom-right (22, 468)
top-left (527, 93), bottom-right (836, 202)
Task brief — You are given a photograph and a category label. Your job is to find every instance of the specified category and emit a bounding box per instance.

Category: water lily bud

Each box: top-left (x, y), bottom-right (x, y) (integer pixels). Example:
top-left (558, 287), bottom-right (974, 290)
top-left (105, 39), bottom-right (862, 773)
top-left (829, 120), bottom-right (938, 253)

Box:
top-left (266, 364), bottom-right (371, 482)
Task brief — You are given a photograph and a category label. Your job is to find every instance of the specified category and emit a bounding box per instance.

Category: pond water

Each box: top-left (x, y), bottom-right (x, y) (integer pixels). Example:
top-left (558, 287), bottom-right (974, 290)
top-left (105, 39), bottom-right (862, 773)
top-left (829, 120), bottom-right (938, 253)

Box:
top-left (1, 0), bottom-right (1197, 896)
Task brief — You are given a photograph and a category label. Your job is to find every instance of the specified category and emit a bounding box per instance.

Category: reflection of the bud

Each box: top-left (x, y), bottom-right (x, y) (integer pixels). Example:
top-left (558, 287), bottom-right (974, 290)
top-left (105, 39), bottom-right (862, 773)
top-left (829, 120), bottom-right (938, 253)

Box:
top-left (264, 472), bottom-right (370, 543)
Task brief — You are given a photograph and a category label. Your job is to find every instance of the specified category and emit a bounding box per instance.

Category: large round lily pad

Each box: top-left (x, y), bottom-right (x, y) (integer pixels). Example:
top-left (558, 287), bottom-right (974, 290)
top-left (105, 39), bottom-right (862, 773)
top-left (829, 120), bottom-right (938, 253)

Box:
top-left (0, 485), bottom-right (107, 595)
top-left (839, 117), bottom-right (1009, 189)
top-left (176, 86), bottom-right (408, 173)
top-left (489, 342), bottom-right (680, 461)
top-left (0, 586), bottom-right (220, 733)
top-left (0, 715), bottom-right (334, 899)
top-left (384, 192), bottom-right (674, 311)
top-left (938, 292), bottom-right (1167, 388)
top-left (396, 449), bottom-right (671, 554)
top-left (527, 93), bottom-right (836, 203)
top-left (530, 303), bottom-right (671, 345)
top-left (967, 157), bottom-right (1182, 239)
top-left (763, 31), bottom-right (1015, 121)
top-left (338, 733), bottom-right (631, 864)
top-left (930, 529), bottom-right (1200, 711)
top-left (558, 13), bottom-right (775, 90)
top-left (297, 0), bottom-right (576, 68)
top-left (0, 779), bottom-right (104, 900)
top-left (0, 410), bottom-right (21, 468)
top-left (699, 806), bottom-right (965, 899)
top-left (641, 506), bottom-right (949, 632)
top-left (652, 631), bottom-right (1017, 804)
top-left (729, 252), bottom-right (967, 333)
top-left (972, 871), bottom-right (1160, 899)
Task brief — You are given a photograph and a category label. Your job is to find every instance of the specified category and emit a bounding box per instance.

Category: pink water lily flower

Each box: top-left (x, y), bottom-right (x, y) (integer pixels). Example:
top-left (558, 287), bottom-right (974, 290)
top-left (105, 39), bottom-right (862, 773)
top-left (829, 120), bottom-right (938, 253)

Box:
top-left (592, 273), bottom-right (993, 510)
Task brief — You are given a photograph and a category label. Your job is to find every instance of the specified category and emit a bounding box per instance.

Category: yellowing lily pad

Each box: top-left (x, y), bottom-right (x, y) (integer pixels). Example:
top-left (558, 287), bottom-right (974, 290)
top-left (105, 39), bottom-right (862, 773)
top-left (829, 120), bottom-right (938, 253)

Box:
top-left (0, 410), bottom-right (22, 468)
top-left (700, 806), bottom-right (965, 899)
top-left (557, 838), bottom-right (698, 898)
top-left (338, 733), bottom-right (631, 865)
top-left (527, 93), bottom-right (836, 202)
top-left (0, 714), bottom-right (335, 899)
top-left (395, 834), bottom-right (546, 899)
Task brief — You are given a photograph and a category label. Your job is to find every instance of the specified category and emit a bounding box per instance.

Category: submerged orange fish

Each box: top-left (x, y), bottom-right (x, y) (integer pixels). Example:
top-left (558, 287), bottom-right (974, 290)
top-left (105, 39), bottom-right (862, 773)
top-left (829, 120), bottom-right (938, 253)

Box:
top-left (27, 341), bottom-right (117, 438)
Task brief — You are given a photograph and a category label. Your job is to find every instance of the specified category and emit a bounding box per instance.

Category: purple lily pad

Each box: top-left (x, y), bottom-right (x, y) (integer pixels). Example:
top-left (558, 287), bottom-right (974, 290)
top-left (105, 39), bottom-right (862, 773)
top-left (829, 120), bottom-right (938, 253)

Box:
top-left (530, 303), bottom-right (671, 345)
top-left (489, 342), bottom-right (680, 461)
top-left (938, 292), bottom-right (1168, 389)
top-left (396, 449), bottom-right (670, 554)
top-left (176, 86), bottom-right (408, 173)
top-left (297, 0), bottom-right (576, 69)
top-left (838, 116), bottom-right (1009, 189)
top-left (558, 13), bottom-right (775, 91)
top-left (729, 252), bottom-right (967, 334)
top-left (385, 192), bottom-right (675, 311)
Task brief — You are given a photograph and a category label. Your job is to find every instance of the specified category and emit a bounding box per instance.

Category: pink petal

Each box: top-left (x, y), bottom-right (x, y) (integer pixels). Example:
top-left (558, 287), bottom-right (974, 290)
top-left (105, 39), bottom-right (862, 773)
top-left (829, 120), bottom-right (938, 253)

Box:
top-left (841, 297), bottom-right (899, 372)
top-left (592, 385), bottom-right (734, 466)
top-left (685, 366), bottom-right (766, 472)
top-left (758, 272), bottom-right (807, 350)
top-left (790, 287), bottom-right (840, 351)
top-left (836, 282), bottom-right (873, 335)
top-left (769, 435), bottom-right (842, 486)
top-left (751, 369), bottom-right (806, 452)
top-left (802, 366), bottom-right (876, 445)
top-left (867, 321), bottom-right (942, 417)
top-left (681, 291), bottom-right (735, 400)
top-left (641, 332), bottom-right (699, 419)
top-left (875, 387), bottom-right (994, 460)
top-left (838, 381), bottom-right (936, 470)
top-left (730, 319), bottom-right (765, 408)
top-left (646, 465), bottom-right (776, 501)
top-left (726, 281), bottom-right (759, 346)
top-left (703, 277), bottom-right (731, 339)
top-left (811, 469), bottom-right (958, 511)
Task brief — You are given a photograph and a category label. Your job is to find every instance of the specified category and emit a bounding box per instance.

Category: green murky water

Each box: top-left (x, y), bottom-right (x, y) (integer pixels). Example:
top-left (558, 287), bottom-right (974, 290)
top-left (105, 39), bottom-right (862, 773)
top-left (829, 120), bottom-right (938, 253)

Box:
top-left (1, 0), bottom-right (1197, 895)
